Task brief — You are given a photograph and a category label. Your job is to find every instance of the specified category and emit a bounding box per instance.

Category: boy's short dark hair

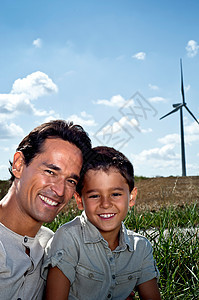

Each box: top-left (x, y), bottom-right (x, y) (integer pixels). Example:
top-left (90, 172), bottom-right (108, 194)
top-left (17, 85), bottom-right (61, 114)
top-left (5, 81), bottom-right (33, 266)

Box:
top-left (9, 120), bottom-right (91, 182)
top-left (76, 146), bottom-right (134, 195)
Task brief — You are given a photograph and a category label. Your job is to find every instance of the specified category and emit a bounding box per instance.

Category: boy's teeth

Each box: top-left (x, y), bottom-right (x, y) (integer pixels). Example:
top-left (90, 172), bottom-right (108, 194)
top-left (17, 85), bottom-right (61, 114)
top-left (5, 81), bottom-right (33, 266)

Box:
top-left (99, 213), bottom-right (115, 218)
top-left (40, 195), bottom-right (58, 206)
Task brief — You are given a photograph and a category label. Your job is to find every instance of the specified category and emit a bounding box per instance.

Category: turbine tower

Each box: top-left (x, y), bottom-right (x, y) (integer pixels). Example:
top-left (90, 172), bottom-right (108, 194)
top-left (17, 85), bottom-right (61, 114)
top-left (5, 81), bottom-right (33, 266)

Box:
top-left (160, 59), bottom-right (199, 176)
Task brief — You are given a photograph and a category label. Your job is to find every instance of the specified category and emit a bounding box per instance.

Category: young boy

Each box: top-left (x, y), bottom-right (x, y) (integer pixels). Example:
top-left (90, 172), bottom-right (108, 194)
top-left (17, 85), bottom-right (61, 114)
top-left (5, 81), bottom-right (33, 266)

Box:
top-left (43, 146), bottom-right (161, 300)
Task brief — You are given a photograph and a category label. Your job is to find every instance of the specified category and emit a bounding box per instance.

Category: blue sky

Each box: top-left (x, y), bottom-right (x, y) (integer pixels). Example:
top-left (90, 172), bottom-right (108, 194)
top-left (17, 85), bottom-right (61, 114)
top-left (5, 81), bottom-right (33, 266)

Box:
top-left (0, 0), bottom-right (199, 179)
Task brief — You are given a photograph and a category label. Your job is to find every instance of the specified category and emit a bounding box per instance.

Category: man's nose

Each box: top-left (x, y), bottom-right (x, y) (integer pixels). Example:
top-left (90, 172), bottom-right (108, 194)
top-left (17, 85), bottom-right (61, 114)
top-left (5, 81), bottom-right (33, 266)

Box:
top-left (50, 178), bottom-right (65, 197)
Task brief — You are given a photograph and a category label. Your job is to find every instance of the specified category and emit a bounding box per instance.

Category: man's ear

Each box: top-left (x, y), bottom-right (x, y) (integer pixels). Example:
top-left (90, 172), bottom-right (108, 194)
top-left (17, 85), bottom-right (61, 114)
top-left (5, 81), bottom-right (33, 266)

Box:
top-left (12, 151), bottom-right (25, 179)
top-left (129, 187), bottom-right (137, 208)
top-left (74, 192), bottom-right (84, 210)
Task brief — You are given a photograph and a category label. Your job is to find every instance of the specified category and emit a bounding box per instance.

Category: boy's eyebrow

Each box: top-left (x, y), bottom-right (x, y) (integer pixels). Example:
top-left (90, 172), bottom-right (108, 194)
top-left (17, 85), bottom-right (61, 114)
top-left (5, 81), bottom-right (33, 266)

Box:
top-left (42, 162), bottom-right (80, 181)
top-left (86, 187), bottom-right (124, 194)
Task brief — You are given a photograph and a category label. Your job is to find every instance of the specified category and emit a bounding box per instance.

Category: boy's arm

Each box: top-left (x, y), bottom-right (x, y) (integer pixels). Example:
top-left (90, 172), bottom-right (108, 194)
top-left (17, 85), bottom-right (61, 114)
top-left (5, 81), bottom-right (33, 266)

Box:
top-left (45, 266), bottom-right (70, 300)
top-left (137, 278), bottom-right (161, 300)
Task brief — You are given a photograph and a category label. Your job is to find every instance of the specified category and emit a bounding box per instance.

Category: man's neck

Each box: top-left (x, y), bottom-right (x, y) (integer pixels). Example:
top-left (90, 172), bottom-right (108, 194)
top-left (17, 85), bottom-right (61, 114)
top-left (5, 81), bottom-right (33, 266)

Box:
top-left (0, 189), bottom-right (41, 237)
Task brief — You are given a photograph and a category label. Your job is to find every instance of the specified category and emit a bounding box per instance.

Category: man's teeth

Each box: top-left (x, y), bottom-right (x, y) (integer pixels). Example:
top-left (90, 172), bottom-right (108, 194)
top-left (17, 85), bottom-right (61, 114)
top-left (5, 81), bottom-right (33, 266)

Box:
top-left (99, 213), bottom-right (115, 218)
top-left (40, 195), bottom-right (58, 206)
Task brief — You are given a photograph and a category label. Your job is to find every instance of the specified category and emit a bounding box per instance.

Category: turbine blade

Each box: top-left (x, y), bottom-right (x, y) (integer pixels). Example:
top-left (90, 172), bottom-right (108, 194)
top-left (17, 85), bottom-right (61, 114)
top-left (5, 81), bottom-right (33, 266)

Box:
top-left (160, 106), bottom-right (181, 120)
top-left (180, 59), bottom-right (186, 104)
top-left (184, 105), bottom-right (199, 124)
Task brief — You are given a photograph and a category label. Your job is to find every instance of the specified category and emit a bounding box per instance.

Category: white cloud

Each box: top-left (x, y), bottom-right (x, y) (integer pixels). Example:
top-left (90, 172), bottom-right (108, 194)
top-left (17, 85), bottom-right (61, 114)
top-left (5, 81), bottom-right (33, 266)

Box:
top-left (131, 144), bottom-right (181, 176)
top-left (116, 55), bottom-right (125, 61)
top-left (185, 84), bottom-right (191, 93)
top-left (148, 84), bottom-right (159, 90)
top-left (94, 94), bottom-right (133, 107)
top-left (33, 38), bottom-right (42, 48)
top-left (67, 111), bottom-right (97, 127)
top-left (186, 40), bottom-right (199, 57)
top-left (0, 121), bottom-right (24, 139)
top-left (131, 145), bottom-right (180, 176)
top-left (185, 120), bottom-right (199, 143)
top-left (96, 115), bottom-right (152, 137)
top-left (63, 70), bottom-right (76, 77)
top-left (97, 116), bottom-right (129, 135)
top-left (185, 120), bottom-right (199, 135)
top-left (132, 52), bottom-right (146, 60)
top-left (158, 133), bottom-right (180, 145)
top-left (0, 72), bottom-right (58, 119)
top-left (11, 71), bottom-right (58, 100)
top-left (43, 113), bottom-right (61, 123)
top-left (134, 144), bottom-right (177, 161)
top-left (149, 96), bottom-right (167, 103)
top-left (158, 119), bottom-right (199, 147)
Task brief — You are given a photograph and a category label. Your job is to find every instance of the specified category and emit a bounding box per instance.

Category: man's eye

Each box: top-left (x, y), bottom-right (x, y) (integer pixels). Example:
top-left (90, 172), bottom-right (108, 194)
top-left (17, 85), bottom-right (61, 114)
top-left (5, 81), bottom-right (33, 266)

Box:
top-left (45, 170), bottom-right (54, 175)
top-left (67, 179), bottom-right (77, 186)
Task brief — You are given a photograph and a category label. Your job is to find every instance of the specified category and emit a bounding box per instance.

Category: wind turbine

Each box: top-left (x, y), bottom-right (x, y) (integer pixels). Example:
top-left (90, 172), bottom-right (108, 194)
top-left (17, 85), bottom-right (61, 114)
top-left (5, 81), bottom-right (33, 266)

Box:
top-left (160, 59), bottom-right (199, 176)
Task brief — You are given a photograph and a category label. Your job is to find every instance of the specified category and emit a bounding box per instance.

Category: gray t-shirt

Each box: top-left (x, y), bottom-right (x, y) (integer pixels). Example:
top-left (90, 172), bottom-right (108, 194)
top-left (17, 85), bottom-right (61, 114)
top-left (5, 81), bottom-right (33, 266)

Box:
top-left (43, 211), bottom-right (159, 300)
top-left (0, 222), bottom-right (53, 300)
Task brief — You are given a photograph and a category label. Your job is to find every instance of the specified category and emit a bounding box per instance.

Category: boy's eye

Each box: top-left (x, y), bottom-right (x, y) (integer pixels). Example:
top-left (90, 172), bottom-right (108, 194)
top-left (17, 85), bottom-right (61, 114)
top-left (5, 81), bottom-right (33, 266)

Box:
top-left (112, 193), bottom-right (122, 197)
top-left (88, 194), bottom-right (99, 199)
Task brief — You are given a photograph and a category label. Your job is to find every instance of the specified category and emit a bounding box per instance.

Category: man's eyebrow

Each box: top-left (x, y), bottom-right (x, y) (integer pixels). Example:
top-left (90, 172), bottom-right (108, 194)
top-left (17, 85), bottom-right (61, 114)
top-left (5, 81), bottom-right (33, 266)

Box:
top-left (42, 163), bottom-right (61, 171)
top-left (71, 174), bottom-right (80, 181)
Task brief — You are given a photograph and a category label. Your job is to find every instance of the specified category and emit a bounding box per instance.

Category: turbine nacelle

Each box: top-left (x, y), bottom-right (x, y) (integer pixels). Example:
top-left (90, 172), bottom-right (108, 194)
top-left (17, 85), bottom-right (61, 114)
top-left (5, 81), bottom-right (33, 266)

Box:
top-left (173, 103), bottom-right (185, 108)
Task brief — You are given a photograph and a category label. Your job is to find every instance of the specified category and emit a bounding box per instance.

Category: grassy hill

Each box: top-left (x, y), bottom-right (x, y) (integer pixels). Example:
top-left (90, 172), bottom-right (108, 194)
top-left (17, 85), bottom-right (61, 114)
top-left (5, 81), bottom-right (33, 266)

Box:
top-left (0, 180), bottom-right (10, 199)
top-left (1, 176), bottom-right (198, 212)
top-left (135, 175), bottom-right (199, 211)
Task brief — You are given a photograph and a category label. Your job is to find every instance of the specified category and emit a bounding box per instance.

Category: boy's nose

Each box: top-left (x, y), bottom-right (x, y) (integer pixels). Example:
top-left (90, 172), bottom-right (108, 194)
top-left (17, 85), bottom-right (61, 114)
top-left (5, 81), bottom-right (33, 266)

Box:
top-left (100, 196), bottom-right (112, 208)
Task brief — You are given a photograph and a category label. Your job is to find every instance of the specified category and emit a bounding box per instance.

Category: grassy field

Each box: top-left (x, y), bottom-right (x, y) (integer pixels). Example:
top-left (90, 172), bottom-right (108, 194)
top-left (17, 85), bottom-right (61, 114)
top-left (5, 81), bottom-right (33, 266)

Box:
top-left (45, 203), bottom-right (199, 299)
top-left (1, 176), bottom-right (198, 299)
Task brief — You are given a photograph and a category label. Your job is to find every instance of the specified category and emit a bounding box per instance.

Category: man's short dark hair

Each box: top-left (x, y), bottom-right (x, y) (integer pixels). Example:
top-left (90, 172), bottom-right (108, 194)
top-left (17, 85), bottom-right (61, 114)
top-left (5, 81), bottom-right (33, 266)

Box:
top-left (9, 120), bottom-right (91, 182)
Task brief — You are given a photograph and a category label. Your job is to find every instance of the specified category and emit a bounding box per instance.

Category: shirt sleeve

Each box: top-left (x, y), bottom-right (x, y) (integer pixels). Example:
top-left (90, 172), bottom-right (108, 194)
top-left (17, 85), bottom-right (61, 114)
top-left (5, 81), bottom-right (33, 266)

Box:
top-left (42, 225), bottom-right (80, 285)
top-left (136, 238), bottom-right (160, 286)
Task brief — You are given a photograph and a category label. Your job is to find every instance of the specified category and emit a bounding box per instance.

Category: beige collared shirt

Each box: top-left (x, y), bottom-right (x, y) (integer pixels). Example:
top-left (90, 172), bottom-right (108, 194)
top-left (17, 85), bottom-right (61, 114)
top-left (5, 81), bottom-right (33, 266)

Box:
top-left (43, 211), bottom-right (159, 300)
top-left (0, 222), bottom-right (53, 300)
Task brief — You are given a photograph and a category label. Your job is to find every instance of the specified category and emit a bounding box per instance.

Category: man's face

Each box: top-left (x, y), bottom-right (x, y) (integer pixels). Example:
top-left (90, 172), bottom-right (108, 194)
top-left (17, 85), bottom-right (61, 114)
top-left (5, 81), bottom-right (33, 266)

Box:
top-left (14, 138), bottom-right (83, 225)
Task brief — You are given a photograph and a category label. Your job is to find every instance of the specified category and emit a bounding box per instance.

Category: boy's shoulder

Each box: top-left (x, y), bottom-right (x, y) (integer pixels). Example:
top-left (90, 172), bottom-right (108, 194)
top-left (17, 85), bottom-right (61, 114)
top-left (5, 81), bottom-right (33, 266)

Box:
top-left (123, 225), bottom-right (152, 247)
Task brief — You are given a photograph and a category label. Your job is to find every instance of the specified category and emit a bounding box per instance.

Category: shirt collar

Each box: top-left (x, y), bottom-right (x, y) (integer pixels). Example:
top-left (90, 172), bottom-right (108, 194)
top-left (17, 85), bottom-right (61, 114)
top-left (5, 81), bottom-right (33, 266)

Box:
top-left (80, 211), bottom-right (104, 244)
top-left (80, 211), bottom-right (134, 252)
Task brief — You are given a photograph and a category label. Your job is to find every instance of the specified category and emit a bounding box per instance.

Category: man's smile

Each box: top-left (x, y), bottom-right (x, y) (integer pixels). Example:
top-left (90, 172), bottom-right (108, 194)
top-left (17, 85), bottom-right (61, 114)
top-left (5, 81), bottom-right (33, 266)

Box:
top-left (39, 194), bottom-right (59, 207)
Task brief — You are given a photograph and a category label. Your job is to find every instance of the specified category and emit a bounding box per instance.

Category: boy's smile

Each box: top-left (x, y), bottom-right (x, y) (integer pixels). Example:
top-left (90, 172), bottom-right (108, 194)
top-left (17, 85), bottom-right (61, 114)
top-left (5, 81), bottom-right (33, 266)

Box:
top-left (75, 167), bottom-right (137, 244)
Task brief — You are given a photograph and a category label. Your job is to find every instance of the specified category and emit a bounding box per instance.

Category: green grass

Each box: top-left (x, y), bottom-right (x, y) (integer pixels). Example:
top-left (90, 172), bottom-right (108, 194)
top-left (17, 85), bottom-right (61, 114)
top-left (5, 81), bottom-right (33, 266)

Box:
top-left (45, 202), bottom-right (199, 299)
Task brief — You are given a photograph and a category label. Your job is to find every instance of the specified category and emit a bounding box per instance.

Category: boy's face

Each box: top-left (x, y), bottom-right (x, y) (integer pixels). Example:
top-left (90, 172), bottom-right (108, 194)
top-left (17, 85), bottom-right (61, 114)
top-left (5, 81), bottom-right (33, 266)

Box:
top-left (75, 167), bottom-right (137, 239)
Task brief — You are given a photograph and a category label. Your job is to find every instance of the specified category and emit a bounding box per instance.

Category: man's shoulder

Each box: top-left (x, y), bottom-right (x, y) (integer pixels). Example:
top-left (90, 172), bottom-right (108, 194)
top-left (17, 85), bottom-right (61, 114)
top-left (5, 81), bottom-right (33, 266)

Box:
top-left (57, 215), bottom-right (81, 233)
top-left (36, 226), bottom-right (54, 247)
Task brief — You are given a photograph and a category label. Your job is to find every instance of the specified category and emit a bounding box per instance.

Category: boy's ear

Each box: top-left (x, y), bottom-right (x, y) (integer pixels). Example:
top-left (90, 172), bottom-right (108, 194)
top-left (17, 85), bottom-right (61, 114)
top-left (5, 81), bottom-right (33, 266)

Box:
top-left (74, 192), bottom-right (84, 210)
top-left (12, 151), bottom-right (25, 179)
top-left (129, 187), bottom-right (137, 208)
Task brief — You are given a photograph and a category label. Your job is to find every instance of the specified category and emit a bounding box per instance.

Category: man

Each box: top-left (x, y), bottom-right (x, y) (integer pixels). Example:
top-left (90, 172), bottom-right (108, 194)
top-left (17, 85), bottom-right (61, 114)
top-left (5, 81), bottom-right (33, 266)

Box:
top-left (0, 120), bottom-right (91, 300)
